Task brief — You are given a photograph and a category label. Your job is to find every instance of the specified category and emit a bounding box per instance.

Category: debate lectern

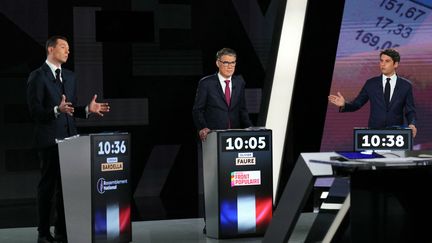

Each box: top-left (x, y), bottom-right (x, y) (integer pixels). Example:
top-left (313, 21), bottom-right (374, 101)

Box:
top-left (202, 129), bottom-right (273, 239)
top-left (57, 133), bottom-right (131, 243)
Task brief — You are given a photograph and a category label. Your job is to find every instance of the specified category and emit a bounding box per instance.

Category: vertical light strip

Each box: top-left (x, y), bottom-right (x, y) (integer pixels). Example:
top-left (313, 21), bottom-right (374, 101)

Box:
top-left (237, 194), bottom-right (256, 233)
top-left (265, 0), bottom-right (309, 200)
top-left (106, 203), bottom-right (120, 240)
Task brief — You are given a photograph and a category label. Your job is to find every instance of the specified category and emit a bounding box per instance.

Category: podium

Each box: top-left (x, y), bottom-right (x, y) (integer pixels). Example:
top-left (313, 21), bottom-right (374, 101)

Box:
top-left (58, 133), bottom-right (132, 243)
top-left (202, 129), bottom-right (273, 239)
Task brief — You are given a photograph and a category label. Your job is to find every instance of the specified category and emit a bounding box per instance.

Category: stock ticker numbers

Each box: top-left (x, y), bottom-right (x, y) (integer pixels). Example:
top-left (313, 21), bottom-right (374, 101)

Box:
top-left (354, 0), bottom-right (431, 51)
top-left (355, 30), bottom-right (400, 50)
top-left (375, 17), bottom-right (413, 38)
top-left (380, 0), bottom-right (427, 20)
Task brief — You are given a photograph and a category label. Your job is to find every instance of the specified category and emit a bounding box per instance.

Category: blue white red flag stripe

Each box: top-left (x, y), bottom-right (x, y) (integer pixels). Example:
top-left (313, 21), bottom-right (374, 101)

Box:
top-left (220, 194), bottom-right (272, 234)
top-left (94, 203), bottom-right (131, 240)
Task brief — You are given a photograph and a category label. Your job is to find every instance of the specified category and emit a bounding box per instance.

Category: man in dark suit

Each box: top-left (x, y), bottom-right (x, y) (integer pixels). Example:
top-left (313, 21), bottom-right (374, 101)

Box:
top-left (192, 47), bottom-right (252, 141)
top-left (192, 48), bottom-right (252, 234)
top-left (328, 48), bottom-right (417, 137)
top-left (27, 36), bottom-right (110, 243)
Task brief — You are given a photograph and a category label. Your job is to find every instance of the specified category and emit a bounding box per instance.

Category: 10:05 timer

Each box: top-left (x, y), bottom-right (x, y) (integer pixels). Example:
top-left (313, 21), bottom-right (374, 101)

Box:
top-left (225, 136), bottom-right (268, 151)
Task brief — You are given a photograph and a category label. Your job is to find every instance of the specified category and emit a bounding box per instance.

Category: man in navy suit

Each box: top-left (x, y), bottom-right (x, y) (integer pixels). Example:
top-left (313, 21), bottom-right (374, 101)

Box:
top-left (27, 36), bottom-right (110, 243)
top-left (192, 48), bottom-right (252, 234)
top-left (192, 47), bottom-right (252, 141)
top-left (328, 48), bottom-right (417, 137)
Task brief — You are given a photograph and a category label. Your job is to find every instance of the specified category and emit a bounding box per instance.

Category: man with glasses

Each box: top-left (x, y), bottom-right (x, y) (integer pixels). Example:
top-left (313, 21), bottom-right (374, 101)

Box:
top-left (192, 48), bottom-right (252, 234)
top-left (193, 47), bottom-right (252, 141)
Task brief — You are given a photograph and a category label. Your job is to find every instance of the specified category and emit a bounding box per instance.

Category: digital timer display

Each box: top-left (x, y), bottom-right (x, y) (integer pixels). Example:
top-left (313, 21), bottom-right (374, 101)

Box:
top-left (360, 134), bottom-right (406, 148)
top-left (354, 128), bottom-right (412, 151)
top-left (221, 135), bottom-right (270, 152)
top-left (96, 140), bottom-right (128, 155)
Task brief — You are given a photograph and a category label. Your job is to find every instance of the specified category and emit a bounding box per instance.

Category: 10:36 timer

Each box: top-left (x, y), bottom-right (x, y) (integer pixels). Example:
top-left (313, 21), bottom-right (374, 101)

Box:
top-left (97, 140), bottom-right (127, 155)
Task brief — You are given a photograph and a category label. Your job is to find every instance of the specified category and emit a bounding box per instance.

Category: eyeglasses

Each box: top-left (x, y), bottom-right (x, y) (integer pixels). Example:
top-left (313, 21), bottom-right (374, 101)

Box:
top-left (218, 60), bottom-right (237, 67)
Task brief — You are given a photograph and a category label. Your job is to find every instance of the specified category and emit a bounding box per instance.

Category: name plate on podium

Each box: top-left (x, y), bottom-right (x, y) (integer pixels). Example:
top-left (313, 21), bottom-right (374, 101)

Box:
top-left (353, 128), bottom-right (412, 151)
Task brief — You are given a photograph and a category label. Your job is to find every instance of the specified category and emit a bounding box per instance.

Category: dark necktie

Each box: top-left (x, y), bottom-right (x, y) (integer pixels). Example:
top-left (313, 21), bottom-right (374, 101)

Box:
top-left (224, 80), bottom-right (231, 128)
top-left (56, 68), bottom-right (71, 135)
top-left (55, 68), bottom-right (65, 94)
top-left (384, 77), bottom-right (391, 106)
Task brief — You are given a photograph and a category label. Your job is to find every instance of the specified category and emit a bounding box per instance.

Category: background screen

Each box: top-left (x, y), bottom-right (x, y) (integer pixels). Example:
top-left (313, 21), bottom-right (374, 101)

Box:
top-left (321, 0), bottom-right (432, 151)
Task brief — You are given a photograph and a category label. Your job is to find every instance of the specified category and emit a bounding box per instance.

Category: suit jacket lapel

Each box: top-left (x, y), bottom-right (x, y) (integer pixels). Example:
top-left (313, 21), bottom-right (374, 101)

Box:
top-left (62, 71), bottom-right (71, 98)
top-left (389, 77), bottom-right (402, 108)
top-left (378, 78), bottom-right (386, 105)
top-left (42, 63), bottom-right (55, 80)
top-left (214, 77), bottom-right (227, 106)
top-left (230, 77), bottom-right (239, 108)
top-left (42, 63), bottom-right (63, 97)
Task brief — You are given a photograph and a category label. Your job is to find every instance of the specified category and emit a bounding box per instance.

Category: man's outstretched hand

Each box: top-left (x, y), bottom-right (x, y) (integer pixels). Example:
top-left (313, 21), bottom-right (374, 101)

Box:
top-left (328, 92), bottom-right (345, 107)
top-left (89, 94), bottom-right (110, 116)
top-left (58, 95), bottom-right (74, 116)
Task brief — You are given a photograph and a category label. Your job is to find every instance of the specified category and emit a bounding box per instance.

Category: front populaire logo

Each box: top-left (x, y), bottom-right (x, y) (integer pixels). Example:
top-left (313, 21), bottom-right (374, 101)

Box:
top-left (230, 171), bottom-right (261, 187)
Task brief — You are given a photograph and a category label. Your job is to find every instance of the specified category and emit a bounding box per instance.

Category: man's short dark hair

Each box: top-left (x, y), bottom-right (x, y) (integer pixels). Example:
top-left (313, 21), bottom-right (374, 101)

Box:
top-left (45, 35), bottom-right (68, 55)
top-left (216, 48), bottom-right (236, 60)
top-left (380, 48), bottom-right (400, 63)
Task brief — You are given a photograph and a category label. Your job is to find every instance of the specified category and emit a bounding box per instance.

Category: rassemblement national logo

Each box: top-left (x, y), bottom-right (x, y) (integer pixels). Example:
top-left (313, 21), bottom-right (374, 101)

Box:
top-left (96, 178), bottom-right (128, 194)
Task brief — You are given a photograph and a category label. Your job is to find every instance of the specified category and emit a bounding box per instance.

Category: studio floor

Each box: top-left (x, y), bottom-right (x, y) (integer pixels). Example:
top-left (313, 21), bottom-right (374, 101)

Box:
top-left (0, 214), bottom-right (316, 243)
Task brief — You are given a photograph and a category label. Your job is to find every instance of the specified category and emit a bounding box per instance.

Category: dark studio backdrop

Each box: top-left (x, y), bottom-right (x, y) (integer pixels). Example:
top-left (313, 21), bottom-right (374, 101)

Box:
top-left (0, 0), bottom-right (345, 228)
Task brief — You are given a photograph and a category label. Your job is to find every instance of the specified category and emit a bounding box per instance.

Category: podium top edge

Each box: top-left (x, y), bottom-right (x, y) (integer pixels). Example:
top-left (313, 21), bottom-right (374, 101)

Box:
top-left (353, 127), bottom-right (412, 130)
top-left (55, 132), bottom-right (129, 143)
top-left (210, 127), bottom-right (269, 132)
top-left (88, 132), bottom-right (129, 136)
top-left (56, 134), bottom-right (81, 143)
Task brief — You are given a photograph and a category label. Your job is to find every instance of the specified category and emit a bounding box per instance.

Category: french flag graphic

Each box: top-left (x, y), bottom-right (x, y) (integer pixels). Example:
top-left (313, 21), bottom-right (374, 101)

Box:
top-left (94, 202), bottom-right (131, 241)
top-left (220, 193), bottom-right (272, 234)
